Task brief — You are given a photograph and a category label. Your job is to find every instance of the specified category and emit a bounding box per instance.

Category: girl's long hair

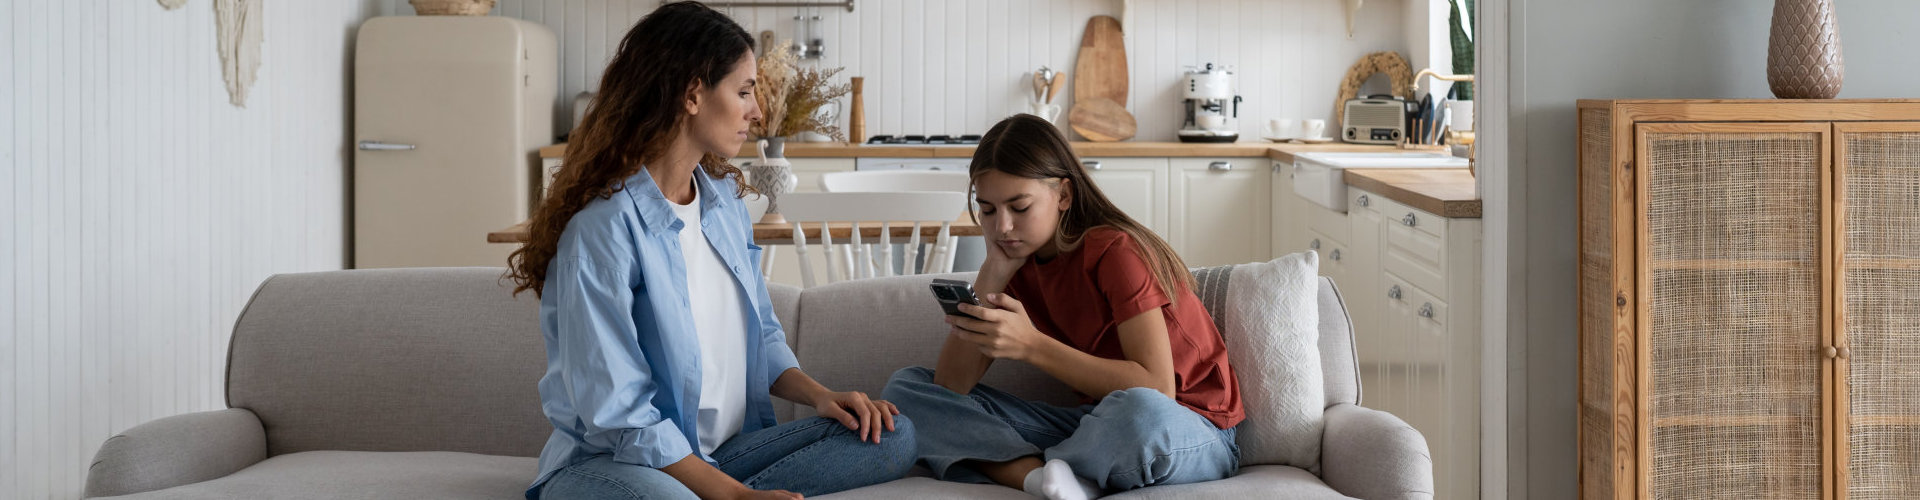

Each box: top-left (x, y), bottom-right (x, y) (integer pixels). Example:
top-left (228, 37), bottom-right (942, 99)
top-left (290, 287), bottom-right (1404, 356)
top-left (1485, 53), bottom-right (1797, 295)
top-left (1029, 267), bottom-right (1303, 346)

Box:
top-left (507, 1), bottom-right (755, 298)
top-left (968, 114), bottom-right (1196, 302)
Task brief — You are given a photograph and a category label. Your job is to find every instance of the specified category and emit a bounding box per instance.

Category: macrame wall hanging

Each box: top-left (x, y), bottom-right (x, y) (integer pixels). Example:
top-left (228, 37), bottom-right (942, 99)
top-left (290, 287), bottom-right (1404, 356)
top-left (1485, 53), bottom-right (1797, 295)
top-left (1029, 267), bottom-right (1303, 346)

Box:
top-left (214, 0), bottom-right (263, 107)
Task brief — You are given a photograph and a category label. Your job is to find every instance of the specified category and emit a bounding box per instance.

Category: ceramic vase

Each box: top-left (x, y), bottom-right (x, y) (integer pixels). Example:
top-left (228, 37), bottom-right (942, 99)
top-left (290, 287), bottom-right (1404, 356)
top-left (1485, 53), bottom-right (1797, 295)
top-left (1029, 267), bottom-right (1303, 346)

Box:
top-left (748, 139), bottom-right (797, 224)
top-left (1767, 0), bottom-right (1844, 99)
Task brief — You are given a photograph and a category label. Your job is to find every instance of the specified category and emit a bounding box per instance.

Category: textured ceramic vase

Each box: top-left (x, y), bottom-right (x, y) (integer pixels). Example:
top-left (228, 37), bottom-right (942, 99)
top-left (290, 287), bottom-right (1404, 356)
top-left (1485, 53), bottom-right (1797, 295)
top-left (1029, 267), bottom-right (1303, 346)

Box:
top-left (748, 139), bottom-right (797, 224)
top-left (1767, 0), bottom-right (1844, 99)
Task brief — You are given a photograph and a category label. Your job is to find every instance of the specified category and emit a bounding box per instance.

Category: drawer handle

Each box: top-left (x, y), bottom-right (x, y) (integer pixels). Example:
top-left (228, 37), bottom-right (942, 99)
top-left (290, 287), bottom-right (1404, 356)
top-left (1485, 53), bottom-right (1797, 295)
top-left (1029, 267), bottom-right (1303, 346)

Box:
top-left (1309, 238), bottom-right (1321, 250)
top-left (1402, 213), bottom-right (1418, 227)
top-left (1209, 161), bottom-right (1233, 171)
top-left (1330, 249), bottom-right (1342, 261)
top-left (1388, 285), bottom-right (1402, 299)
top-left (1357, 194), bottom-right (1370, 207)
top-left (358, 140), bottom-right (417, 151)
top-left (1083, 160), bottom-right (1103, 171)
top-left (1418, 303), bottom-right (1434, 319)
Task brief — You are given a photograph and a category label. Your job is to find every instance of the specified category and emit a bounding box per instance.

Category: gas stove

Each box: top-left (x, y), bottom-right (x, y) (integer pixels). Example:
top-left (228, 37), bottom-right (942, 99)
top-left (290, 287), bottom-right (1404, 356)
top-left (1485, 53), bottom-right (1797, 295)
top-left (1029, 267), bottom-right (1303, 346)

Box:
top-left (863, 134), bottom-right (983, 146)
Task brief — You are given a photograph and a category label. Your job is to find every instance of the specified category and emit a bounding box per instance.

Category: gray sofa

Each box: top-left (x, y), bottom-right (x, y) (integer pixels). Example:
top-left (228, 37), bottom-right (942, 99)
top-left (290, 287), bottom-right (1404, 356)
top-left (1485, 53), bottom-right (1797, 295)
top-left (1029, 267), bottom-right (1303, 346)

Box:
top-left (85, 267), bottom-right (1431, 499)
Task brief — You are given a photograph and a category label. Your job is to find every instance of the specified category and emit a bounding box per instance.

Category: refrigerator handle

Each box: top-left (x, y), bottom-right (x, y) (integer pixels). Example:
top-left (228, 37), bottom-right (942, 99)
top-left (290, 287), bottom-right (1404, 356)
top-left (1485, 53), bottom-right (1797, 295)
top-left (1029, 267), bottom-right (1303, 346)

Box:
top-left (358, 140), bottom-right (417, 151)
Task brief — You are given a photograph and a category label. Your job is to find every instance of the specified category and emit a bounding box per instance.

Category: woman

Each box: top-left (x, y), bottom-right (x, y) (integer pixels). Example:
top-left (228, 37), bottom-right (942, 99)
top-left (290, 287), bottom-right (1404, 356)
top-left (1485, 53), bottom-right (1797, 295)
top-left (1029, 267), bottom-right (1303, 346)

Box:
top-left (506, 3), bottom-right (913, 499)
top-left (882, 114), bottom-right (1243, 500)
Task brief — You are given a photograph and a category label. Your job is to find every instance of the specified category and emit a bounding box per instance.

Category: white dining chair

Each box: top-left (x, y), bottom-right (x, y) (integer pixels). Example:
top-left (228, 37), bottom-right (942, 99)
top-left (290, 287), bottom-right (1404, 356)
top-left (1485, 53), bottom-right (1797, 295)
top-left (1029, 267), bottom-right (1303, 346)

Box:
top-left (817, 170), bottom-right (972, 275)
top-left (772, 191), bottom-right (969, 288)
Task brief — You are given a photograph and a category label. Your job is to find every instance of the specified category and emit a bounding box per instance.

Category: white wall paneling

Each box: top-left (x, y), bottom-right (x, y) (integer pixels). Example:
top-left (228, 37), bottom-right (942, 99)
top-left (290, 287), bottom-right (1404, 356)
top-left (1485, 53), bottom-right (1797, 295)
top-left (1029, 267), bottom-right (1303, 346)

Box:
top-left (3, 1), bottom-right (370, 498)
top-left (380, 0), bottom-right (1410, 142)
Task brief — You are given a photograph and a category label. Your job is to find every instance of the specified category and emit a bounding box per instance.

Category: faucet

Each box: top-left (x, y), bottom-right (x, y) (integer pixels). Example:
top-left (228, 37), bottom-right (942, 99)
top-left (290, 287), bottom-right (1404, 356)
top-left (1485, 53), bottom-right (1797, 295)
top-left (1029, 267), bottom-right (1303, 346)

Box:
top-left (1411, 68), bottom-right (1474, 93)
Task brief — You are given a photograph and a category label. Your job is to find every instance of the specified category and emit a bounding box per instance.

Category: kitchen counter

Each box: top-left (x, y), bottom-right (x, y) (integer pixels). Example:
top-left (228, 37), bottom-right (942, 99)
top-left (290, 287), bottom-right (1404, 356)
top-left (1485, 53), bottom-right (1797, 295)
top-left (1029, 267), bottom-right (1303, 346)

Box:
top-left (1342, 168), bottom-right (1481, 218)
top-left (536, 141), bottom-right (1433, 164)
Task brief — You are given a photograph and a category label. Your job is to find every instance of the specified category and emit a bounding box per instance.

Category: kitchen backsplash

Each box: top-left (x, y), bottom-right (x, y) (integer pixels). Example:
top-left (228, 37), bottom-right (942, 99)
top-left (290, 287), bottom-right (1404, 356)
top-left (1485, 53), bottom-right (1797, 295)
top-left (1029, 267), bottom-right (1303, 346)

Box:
top-left (373, 0), bottom-right (1408, 142)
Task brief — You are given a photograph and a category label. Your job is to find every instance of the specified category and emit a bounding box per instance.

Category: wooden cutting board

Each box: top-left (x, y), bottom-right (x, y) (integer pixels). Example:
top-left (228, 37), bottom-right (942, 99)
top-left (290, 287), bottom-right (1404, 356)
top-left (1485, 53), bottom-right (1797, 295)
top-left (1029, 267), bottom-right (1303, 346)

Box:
top-left (1070, 15), bottom-right (1132, 142)
top-left (1068, 97), bottom-right (1137, 142)
top-left (1072, 15), bottom-right (1127, 104)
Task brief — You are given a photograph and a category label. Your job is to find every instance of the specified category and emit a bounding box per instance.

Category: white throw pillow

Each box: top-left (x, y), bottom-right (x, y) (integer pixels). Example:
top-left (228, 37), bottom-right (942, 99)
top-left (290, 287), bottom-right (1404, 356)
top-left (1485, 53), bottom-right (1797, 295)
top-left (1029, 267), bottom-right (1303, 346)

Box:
top-left (1220, 251), bottom-right (1323, 469)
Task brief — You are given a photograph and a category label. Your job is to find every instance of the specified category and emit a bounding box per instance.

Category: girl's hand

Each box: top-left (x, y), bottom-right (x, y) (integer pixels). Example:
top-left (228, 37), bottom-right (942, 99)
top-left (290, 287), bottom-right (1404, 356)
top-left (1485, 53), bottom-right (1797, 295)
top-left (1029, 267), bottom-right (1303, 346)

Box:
top-left (977, 233), bottom-right (1024, 283)
top-left (808, 390), bottom-right (899, 444)
top-left (948, 293), bottom-right (1054, 362)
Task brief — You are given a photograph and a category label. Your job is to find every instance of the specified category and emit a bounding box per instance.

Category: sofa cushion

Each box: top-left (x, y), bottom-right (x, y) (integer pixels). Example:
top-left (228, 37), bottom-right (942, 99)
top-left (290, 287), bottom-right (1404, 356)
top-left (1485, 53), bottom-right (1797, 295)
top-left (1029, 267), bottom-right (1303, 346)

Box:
top-left (1102, 465), bottom-right (1356, 499)
top-left (226, 268), bottom-right (549, 458)
top-left (769, 282), bottom-right (804, 422)
top-left (1194, 269), bottom-right (1358, 409)
top-left (1207, 253), bottom-right (1326, 469)
top-left (93, 451), bottom-right (535, 499)
top-left (812, 465), bottom-right (1352, 499)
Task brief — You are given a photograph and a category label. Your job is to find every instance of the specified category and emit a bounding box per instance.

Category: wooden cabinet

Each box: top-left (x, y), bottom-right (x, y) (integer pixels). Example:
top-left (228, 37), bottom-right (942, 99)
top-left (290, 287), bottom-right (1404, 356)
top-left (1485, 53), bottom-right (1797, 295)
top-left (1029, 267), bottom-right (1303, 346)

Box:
top-left (1578, 99), bottom-right (1920, 500)
top-left (1082, 157), bottom-right (1169, 239)
top-left (1168, 157), bottom-right (1271, 267)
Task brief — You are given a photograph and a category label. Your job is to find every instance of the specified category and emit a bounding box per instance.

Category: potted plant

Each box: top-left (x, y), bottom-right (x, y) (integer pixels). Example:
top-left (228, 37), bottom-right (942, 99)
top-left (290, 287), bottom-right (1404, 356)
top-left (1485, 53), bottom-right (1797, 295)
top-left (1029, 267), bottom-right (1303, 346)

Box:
top-left (747, 40), bottom-right (850, 223)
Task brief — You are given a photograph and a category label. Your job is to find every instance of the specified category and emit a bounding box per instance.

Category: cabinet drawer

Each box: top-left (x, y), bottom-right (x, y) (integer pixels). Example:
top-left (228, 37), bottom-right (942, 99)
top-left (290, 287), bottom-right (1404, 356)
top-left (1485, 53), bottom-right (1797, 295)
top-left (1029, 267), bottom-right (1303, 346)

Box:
top-left (1304, 230), bottom-right (1351, 282)
top-left (1383, 221), bottom-right (1447, 301)
top-left (1382, 271), bottom-right (1449, 365)
top-left (1373, 195), bottom-right (1445, 240)
top-left (1306, 200), bottom-right (1351, 244)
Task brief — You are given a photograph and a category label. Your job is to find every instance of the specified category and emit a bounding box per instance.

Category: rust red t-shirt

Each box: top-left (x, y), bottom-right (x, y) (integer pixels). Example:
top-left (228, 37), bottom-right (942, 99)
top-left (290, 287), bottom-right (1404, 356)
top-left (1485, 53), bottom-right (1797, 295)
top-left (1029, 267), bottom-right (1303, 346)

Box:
top-left (1003, 227), bottom-right (1245, 429)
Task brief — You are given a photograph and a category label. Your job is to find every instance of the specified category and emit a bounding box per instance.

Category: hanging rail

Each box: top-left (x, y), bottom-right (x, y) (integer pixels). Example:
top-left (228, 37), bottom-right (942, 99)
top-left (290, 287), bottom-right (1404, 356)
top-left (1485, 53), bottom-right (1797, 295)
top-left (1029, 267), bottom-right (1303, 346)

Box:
top-left (670, 0), bottom-right (854, 12)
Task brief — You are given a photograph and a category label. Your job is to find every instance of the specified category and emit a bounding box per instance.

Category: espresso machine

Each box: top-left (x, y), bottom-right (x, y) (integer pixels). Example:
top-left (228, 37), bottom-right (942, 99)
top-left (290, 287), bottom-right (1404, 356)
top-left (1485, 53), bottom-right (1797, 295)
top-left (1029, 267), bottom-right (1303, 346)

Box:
top-left (1177, 63), bottom-right (1243, 143)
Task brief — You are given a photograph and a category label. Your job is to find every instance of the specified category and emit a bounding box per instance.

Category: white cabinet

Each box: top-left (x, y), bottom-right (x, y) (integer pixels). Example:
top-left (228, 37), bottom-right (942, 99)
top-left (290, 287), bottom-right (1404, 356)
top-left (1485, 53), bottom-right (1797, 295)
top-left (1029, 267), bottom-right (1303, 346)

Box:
top-left (1343, 187), bottom-right (1482, 500)
top-left (1271, 160), bottom-right (1304, 257)
top-left (1081, 157), bottom-right (1169, 239)
top-left (1168, 158), bottom-right (1271, 267)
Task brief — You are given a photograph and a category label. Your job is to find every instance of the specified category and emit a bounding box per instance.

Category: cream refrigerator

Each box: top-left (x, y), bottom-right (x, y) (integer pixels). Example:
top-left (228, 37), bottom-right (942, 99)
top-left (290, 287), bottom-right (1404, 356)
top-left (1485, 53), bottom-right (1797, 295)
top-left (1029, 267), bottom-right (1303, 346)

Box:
top-left (353, 16), bottom-right (556, 268)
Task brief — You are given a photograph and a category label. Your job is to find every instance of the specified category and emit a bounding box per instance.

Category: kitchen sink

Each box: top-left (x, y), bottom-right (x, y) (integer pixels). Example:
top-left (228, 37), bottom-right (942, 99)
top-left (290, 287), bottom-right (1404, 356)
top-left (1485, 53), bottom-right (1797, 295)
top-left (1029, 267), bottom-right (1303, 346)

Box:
top-left (1291, 151), bottom-right (1469, 212)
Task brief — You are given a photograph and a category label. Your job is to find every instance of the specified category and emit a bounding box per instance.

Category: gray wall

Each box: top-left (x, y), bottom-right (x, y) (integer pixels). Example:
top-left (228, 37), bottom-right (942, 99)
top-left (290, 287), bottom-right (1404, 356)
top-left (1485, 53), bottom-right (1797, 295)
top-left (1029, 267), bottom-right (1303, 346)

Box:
top-left (1510, 0), bottom-right (1915, 498)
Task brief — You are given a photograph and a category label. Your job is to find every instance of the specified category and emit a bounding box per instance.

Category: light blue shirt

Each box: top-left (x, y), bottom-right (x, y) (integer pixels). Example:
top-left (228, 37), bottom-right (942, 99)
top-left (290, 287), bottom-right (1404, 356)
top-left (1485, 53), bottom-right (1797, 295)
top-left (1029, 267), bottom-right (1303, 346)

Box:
top-left (528, 167), bottom-right (799, 497)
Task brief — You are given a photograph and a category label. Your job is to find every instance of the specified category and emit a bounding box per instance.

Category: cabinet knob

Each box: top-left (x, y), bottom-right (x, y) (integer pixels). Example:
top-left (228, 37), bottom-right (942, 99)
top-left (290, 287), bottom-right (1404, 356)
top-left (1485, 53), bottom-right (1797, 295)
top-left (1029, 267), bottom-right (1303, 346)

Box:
top-left (1388, 285), bottom-right (1402, 299)
top-left (1309, 239), bottom-right (1321, 250)
top-left (1083, 160), bottom-right (1102, 171)
top-left (1357, 194), bottom-right (1370, 207)
top-left (1840, 346), bottom-right (1852, 360)
top-left (1824, 346), bottom-right (1839, 359)
top-left (1418, 303), bottom-right (1434, 319)
top-left (1209, 161), bottom-right (1233, 171)
top-left (1402, 213), bottom-right (1418, 227)
top-left (1331, 249), bottom-right (1342, 261)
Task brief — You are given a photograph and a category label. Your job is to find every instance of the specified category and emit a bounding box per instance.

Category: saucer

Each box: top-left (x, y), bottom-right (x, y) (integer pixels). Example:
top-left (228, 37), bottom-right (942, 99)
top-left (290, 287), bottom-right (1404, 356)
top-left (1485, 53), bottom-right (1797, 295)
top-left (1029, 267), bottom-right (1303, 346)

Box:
top-left (1293, 136), bottom-right (1335, 144)
top-left (1263, 135), bottom-right (1294, 143)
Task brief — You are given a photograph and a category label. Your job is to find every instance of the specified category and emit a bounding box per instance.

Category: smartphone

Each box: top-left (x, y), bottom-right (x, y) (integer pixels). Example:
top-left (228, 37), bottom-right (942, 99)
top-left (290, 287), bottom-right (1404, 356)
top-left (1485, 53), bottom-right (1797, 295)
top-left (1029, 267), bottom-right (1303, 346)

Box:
top-left (929, 278), bottom-right (982, 320)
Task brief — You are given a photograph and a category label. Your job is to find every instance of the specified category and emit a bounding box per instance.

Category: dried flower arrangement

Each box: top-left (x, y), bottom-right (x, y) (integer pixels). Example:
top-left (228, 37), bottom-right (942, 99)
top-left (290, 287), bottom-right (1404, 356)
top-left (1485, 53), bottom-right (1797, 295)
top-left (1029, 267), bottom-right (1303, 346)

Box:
top-left (749, 40), bottom-right (851, 142)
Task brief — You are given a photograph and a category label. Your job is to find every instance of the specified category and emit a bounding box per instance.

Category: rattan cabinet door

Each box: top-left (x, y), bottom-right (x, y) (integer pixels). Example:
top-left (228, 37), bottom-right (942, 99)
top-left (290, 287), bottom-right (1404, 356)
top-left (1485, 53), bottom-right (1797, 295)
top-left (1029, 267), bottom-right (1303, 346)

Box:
top-left (1838, 122), bottom-right (1920, 500)
top-left (1638, 122), bottom-right (1830, 499)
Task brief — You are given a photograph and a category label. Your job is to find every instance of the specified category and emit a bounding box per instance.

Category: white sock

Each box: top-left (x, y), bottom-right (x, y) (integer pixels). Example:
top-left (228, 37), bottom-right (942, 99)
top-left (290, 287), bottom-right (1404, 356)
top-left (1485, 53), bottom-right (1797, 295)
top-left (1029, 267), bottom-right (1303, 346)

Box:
top-left (1022, 459), bottom-right (1101, 500)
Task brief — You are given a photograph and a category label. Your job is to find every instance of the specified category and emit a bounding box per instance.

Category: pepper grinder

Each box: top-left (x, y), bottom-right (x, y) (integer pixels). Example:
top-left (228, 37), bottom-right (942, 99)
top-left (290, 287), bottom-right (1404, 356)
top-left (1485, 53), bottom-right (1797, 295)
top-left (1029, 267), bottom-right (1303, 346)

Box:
top-left (848, 77), bottom-right (865, 144)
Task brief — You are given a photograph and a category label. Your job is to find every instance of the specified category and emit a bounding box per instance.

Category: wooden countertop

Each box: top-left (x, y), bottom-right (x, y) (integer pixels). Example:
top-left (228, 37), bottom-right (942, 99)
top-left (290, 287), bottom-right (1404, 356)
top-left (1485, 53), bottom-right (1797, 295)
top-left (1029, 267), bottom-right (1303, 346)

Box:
top-left (537, 141), bottom-right (1433, 164)
top-left (1342, 168), bottom-right (1481, 218)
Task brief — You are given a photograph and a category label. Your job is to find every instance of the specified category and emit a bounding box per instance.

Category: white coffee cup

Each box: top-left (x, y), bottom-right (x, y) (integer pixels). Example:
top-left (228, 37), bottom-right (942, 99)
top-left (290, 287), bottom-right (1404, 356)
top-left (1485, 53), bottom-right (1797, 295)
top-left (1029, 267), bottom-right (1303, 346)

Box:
top-left (1302, 119), bottom-right (1328, 139)
top-left (1267, 118), bottom-right (1297, 139)
top-left (1196, 114), bottom-right (1226, 130)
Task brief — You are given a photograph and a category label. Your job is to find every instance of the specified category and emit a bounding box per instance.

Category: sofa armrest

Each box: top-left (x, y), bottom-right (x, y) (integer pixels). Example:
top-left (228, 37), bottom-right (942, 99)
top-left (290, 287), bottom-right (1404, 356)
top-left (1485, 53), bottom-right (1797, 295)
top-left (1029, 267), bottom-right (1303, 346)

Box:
top-left (84, 408), bottom-right (268, 498)
top-left (1319, 403), bottom-right (1434, 500)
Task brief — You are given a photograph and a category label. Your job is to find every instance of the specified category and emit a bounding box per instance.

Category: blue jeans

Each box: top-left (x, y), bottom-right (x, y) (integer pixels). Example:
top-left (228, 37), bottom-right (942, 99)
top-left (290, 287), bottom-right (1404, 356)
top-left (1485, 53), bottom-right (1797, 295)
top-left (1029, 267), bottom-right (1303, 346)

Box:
top-left (881, 366), bottom-right (1239, 492)
top-left (536, 415), bottom-right (916, 499)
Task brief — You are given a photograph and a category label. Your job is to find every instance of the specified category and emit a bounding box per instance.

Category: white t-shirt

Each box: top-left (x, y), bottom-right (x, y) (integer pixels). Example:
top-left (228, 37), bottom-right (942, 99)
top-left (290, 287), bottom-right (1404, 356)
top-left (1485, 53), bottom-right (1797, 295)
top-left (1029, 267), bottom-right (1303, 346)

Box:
top-left (669, 184), bottom-right (751, 456)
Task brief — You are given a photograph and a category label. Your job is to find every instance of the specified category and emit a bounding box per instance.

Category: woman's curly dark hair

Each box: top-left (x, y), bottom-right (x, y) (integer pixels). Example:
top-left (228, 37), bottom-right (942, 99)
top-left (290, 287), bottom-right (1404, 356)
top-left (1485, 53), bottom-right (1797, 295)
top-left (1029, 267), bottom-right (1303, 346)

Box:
top-left (507, 1), bottom-right (755, 297)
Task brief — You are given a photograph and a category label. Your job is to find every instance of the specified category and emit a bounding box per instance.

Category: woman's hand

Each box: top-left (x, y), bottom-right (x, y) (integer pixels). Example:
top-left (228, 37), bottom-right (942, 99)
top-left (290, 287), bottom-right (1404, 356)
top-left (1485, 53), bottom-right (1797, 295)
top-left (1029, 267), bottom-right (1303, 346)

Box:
top-left (948, 293), bottom-right (1057, 362)
top-left (808, 390), bottom-right (899, 444)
